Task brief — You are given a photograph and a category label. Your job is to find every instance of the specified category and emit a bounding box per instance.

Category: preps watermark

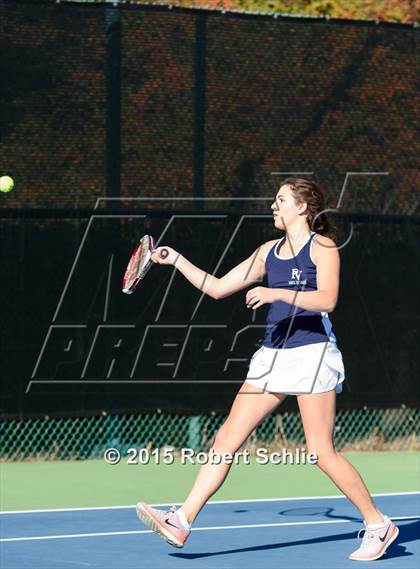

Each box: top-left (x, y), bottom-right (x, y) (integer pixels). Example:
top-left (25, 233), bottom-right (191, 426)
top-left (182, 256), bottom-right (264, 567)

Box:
top-left (104, 447), bottom-right (318, 466)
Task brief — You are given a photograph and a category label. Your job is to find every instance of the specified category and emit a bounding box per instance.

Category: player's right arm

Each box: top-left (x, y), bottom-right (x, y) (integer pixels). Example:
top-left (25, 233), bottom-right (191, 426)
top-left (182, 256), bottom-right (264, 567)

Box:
top-left (151, 241), bottom-right (277, 300)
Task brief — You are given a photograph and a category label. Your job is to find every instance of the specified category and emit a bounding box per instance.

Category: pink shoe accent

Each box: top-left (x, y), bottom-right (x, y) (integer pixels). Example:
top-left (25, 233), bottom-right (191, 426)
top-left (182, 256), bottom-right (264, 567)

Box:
top-left (136, 502), bottom-right (191, 548)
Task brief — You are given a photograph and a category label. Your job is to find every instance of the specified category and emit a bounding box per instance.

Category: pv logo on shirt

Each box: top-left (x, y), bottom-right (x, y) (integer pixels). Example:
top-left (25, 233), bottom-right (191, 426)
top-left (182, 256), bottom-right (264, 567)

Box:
top-left (289, 268), bottom-right (307, 285)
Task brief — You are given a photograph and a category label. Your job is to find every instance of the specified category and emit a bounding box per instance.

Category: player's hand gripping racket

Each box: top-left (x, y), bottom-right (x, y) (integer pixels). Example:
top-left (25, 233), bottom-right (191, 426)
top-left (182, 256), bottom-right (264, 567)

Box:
top-left (122, 234), bottom-right (169, 294)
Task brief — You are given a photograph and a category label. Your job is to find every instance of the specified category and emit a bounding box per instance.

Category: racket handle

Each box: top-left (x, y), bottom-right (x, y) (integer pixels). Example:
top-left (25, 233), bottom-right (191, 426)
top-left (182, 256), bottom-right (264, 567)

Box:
top-left (159, 248), bottom-right (169, 259)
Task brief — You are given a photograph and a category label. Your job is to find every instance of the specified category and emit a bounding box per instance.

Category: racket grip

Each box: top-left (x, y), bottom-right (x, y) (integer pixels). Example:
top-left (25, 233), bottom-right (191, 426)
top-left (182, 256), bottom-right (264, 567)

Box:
top-left (159, 248), bottom-right (169, 259)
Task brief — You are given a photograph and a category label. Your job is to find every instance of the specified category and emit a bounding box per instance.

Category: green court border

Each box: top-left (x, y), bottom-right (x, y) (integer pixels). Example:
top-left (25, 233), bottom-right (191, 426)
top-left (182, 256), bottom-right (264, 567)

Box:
top-left (1, 452), bottom-right (419, 512)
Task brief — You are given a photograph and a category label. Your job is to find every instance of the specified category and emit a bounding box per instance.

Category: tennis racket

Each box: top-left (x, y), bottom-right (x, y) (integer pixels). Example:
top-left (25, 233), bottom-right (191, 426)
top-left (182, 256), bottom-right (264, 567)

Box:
top-left (122, 234), bottom-right (169, 294)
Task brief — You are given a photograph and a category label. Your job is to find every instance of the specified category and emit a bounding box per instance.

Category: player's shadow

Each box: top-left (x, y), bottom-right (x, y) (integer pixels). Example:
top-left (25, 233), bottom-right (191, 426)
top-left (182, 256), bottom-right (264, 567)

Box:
top-left (170, 519), bottom-right (418, 561)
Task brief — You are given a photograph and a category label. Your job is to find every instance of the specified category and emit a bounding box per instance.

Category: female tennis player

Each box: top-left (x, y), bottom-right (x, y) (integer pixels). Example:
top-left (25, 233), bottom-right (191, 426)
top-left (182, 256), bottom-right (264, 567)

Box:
top-left (136, 177), bottom-right (399, 561)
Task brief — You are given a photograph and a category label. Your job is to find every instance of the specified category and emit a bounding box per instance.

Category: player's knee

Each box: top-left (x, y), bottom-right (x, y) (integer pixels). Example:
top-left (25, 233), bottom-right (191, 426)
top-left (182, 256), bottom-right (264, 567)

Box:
top-left (213, 423), bottom-right (241, 453)
top-left (306, 444), bottom-right (337, 465)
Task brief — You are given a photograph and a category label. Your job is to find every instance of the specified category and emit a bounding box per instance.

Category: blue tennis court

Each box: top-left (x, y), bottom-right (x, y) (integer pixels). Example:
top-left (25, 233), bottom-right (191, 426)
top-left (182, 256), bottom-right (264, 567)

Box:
top-left (2, 492), bottom-right (419, 568)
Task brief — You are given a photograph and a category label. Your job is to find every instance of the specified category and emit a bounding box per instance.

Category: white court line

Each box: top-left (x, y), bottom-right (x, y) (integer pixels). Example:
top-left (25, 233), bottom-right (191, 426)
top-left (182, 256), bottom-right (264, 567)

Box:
top-left (1, 515), bottom-right (419, 543)
top-left (1, 491), bottom-right (419, 515)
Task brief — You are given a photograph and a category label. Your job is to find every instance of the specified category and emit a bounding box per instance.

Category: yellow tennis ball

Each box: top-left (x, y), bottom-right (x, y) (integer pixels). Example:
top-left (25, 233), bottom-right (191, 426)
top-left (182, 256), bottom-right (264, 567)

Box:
top-left (0, 176), bottom-right (14, 193)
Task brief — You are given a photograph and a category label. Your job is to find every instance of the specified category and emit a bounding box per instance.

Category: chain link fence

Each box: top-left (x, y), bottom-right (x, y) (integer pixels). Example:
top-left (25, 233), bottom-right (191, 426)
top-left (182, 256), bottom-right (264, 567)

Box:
top-left (1, 1), bottom-right (419, 215)
top-left (1, 407), bottom-right (418, 461)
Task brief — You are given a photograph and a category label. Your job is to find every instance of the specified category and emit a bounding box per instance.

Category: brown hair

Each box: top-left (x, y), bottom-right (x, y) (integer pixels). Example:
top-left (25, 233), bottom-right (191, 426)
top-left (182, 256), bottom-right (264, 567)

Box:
top-left (279, 176), bottom-right (337, 240)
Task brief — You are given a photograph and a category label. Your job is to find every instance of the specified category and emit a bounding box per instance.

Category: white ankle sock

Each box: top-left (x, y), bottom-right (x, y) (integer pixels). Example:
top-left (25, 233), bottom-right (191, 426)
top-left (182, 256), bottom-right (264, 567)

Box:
top-left (366, 516), bottom-right (387, 530)
top-left (177, 508), bottom-right (191, 530)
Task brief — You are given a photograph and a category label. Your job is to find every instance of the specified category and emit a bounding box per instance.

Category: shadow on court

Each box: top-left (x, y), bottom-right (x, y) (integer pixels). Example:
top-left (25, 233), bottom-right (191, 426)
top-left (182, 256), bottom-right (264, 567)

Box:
top-left (170, 520), bottom-right (420, 562)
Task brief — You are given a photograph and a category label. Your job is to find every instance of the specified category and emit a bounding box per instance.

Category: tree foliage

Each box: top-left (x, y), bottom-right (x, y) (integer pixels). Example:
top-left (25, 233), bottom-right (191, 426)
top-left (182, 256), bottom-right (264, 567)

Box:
top-left (134, 0), bottom-right (418, 24)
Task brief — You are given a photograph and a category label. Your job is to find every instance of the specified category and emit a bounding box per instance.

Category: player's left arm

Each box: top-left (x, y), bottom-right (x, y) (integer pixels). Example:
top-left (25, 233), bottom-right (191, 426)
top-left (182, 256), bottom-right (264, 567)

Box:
top-left (246, 235), bottom-right (340, 313)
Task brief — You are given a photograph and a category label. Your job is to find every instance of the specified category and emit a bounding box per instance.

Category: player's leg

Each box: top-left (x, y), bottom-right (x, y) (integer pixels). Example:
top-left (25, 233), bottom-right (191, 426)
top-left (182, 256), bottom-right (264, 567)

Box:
top-left (180, 383), bottom-right (287, 525)
top-left (297, 390), bottom-right (399, 561)
top-left (136, 382), bottom-right (287, 547)
top-left (297, 390), bottom-right (384, 523)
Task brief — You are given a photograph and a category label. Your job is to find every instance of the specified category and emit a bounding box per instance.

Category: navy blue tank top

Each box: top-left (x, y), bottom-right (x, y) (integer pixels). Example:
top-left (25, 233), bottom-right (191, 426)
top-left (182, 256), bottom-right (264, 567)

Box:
top-left (261, 231), bottom-right (337, 349)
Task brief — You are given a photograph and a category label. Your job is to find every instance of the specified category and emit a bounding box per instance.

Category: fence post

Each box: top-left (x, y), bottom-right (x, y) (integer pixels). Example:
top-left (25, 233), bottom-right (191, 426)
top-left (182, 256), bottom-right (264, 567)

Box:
top-left (193, 15), bottom-right (206, 209)
top-left (188, 416), bottom-right (202, 452)
top-left (105, 1), bottom-right (121, 204)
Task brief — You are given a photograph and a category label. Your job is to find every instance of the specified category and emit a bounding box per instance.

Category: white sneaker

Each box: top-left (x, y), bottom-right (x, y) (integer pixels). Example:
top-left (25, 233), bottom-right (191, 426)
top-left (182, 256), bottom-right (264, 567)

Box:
top-left (349, 515), bottom-right (399, 561)
top-left (136, 502), bottom-right (191, 548)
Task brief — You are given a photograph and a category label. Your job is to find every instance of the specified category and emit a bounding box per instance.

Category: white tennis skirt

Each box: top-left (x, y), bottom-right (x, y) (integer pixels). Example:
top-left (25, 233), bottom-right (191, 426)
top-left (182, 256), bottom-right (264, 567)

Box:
top-left (245, 341), bottom-right (345, 395)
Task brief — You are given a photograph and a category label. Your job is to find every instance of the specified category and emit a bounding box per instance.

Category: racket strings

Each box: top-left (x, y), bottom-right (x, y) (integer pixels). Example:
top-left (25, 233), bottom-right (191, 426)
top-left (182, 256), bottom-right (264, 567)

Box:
top-left (122, 235), bottom-right (155, 293)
